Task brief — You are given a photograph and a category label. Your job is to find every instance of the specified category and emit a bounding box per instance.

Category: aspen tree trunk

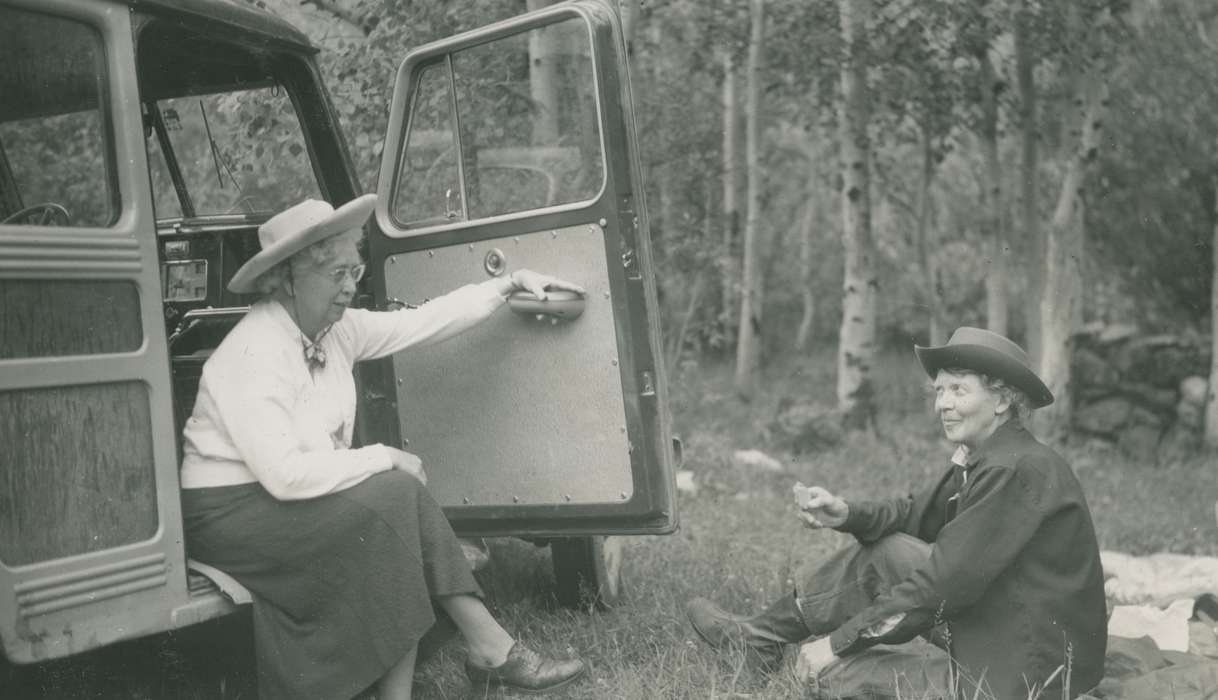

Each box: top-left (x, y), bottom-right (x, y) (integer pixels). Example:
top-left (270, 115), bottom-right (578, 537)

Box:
top-left (527, 0), bottom-right (559, 144)
top-left (783, 125), bottom-right (820, 352)
top-left (721, 51), bottom-right (740, 347)
top-left (666, 178), bottom-right (716, 371)
top-left (1016, 0), bottom-right (1042, 361)
top-left (669, 276), bottom-right (705, 373)
top-left (795, 185), bottom-right (817, 352)
top-left (1032, 71), bottom-right (1108, 440)
top-left (1205, 176), bottom-right (1218, 450)
top-left (979, 42), bottom-right (1009, 337)
top-left (915, 128), bottom-right (945, 346)
top-left (646, 21), bottom-right (673, 243)
top-left (734, 0), bottom-right (765, 398)
top-left (835, 0), bottom-right (877, 429)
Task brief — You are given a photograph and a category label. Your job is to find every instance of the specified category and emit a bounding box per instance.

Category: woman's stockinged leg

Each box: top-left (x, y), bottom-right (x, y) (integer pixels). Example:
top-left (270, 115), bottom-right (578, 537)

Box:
top-left (378, 645), bottom-right (418, 700)
top-left (440, 594), bottom-right (588, 693)
top-left (438, 594), bottom-right (514, 667)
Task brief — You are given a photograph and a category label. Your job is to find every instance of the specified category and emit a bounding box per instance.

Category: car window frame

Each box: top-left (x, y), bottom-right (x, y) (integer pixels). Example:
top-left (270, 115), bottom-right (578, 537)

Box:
top-left (382, 11), bottom-right (610, 239)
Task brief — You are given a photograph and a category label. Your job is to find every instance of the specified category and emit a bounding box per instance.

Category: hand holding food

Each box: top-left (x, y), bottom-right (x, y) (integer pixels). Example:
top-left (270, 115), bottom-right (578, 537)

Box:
top-left (793, 482), bottom-right (848, 529)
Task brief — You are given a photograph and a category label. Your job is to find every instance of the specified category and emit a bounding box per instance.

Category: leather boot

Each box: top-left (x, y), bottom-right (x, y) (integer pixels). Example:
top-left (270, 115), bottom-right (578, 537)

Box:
top-left (686, 595), bottom-right (810, 671)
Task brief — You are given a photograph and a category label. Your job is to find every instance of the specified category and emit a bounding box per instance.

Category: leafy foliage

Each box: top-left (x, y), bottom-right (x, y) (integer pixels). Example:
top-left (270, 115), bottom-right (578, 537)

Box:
top-left (1091, 0), bottom-right (1218, 326)
top-left (5, 0), bottom-right (1208, 347)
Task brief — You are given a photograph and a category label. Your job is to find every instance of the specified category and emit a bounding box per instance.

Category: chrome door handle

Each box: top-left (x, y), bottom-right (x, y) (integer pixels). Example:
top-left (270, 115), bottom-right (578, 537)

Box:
top-left (506, 290), bottom-right (585, 320)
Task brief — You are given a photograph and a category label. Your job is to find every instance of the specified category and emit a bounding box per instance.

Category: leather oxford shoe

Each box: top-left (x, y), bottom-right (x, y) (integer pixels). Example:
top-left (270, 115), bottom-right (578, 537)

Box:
top-left (465, 642), bottom-right (586, 694)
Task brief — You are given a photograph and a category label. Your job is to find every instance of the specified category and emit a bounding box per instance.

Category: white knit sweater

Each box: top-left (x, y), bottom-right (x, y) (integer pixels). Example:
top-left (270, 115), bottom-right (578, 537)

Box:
top-left (180, 280), bottom-right (506, 500)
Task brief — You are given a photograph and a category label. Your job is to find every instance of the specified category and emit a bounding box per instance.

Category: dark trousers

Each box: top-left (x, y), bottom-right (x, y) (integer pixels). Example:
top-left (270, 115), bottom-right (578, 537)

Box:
top-left (755, 534), bottom-right (953, 699)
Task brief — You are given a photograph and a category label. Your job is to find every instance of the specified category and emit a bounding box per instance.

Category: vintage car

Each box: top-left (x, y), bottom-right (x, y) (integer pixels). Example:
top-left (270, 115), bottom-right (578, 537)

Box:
top-left (0, 0), bottom-right (676, 667)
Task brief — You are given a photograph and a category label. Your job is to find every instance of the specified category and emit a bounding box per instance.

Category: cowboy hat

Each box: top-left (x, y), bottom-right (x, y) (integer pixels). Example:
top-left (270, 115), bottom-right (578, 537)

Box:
top-left (227, 195), bottom-right (376, 294)
top-left (914, 327), bottom-right (1054, 408)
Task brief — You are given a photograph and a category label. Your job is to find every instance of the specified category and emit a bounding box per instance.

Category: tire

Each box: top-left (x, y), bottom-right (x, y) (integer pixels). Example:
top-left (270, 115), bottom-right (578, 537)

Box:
top-left (550, 536), bottom-right (624, 611)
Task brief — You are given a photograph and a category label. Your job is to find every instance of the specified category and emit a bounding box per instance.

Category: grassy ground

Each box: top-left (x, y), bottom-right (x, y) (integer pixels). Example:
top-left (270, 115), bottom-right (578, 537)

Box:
top-left (6, 347), bottom-right (1217, 699)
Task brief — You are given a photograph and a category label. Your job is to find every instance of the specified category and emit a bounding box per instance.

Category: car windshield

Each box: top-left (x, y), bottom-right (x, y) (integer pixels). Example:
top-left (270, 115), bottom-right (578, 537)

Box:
top-left (146, 86), bottom-right (320, 222)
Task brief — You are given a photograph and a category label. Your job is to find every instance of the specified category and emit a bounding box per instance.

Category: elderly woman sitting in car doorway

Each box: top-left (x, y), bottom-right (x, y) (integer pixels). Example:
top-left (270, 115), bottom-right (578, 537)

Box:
top-left (179, 195), bottom-right (586, 700)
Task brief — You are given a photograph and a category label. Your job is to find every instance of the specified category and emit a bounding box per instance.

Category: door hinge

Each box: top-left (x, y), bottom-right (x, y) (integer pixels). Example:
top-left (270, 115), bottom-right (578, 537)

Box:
top-left (619, 195), bottom-right (642, 280)
top-left (640, 370), bottom-right (656, 398)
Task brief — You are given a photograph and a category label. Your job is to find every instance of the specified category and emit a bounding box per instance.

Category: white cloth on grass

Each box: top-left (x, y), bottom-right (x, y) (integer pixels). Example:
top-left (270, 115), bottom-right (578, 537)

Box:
top-left (1102, 551), bottom-right (1218, 607)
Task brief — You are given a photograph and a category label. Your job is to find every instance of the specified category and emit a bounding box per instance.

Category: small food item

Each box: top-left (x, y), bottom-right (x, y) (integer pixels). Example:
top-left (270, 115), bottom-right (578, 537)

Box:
top-left (793, 481), bottom-right (814, 509)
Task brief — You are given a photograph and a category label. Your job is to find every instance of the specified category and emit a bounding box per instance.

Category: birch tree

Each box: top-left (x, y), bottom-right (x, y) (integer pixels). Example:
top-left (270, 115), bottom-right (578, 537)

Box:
top-left (835, 0), bottom-right (877, 429)
top-left (527, 0), bottom-right (561, 145)
top-left (1208, 184), bottom-right (1218, 448)
top-left (720, 49), bottom-right (740, 348)
top-left (1032, 4), bottom-right (1114, 439)
top-left (795, 173), bottom-right (819, 351)
top-left (775, 121), bottom-right (826, 352)
top-left (914, 129), bottom-right (947, 346)
top-left (734, 0), bottom-right (765, 398)
top-left (977, 21), bottom-right (1008, 336)
top-left (1015, 0), bottom-right (1041, 359)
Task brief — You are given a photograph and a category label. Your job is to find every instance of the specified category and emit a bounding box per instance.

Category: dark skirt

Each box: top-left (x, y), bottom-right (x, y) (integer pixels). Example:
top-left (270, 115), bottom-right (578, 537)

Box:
top-left (181, 470), bottom-right (479, 700)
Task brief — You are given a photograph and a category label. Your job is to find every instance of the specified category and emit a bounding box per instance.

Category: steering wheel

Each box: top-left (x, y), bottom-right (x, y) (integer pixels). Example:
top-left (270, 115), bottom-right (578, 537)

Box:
top-left (2, 202), bottom-right (72, 226)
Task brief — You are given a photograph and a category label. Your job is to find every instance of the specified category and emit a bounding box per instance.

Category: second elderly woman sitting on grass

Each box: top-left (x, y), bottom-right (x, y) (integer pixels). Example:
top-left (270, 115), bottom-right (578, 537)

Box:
top-left (687, 327), bottom-right (1108, 699)
top-left (179, 195), bottom-right (586, 700)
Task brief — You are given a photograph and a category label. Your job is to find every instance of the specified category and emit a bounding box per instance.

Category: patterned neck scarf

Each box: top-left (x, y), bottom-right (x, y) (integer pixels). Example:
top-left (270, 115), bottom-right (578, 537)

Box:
top-left (302, 324), bottom-right (333, 371)
top-left (287, 265), bottom-right (334, 372)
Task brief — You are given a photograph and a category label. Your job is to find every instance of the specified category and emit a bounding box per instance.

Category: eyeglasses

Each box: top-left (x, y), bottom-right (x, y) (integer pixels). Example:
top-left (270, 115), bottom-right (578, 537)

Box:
top-left (319, 263), bottom-right (366, 285)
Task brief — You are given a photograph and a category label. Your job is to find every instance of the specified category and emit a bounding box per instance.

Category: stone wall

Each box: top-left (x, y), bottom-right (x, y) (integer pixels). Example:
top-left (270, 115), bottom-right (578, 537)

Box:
top-left (1073, 324), bottom-right (1212, 462)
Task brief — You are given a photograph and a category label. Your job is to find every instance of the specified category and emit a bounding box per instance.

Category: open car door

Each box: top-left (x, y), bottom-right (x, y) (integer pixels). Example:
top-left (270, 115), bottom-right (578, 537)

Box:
top-left (369, 1), bottom-right (675, 542)
top-left (0, 1), bottom-right (190, 663)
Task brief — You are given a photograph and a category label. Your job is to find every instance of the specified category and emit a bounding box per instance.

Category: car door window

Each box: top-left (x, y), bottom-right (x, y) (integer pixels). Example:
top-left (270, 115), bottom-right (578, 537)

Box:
top-left (389, 16), bottom-right (605, 231)
top-left (392, 60), bottom-right (463, 225)
top-left (0, 6), bottom-right (115, 228)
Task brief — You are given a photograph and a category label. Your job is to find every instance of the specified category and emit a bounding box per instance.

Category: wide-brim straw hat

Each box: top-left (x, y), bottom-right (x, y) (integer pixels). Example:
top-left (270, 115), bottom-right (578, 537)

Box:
top-left (914, 326), bottom-right (1054, 408)
top-left (227, 195), bottom-right (376, 294)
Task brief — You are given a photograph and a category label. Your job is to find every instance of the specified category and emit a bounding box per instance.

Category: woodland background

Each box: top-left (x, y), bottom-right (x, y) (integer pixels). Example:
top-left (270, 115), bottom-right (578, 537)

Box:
top-left (254, 0), bottom-right (1218, 454)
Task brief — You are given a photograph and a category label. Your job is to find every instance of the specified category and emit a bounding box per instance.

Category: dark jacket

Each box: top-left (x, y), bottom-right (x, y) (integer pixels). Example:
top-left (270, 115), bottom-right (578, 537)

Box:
top-left (828, 421), bottom-right (1107, 699)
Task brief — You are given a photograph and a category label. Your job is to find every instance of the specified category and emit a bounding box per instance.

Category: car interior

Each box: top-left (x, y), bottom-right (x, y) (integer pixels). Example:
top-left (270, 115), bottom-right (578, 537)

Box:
top-left (138, 20), bottom-right (321, 435)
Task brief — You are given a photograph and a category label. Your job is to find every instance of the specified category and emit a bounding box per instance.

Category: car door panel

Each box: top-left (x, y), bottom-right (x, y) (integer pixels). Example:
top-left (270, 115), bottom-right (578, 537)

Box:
top-left (371, 1), bottom-right (675, 537)
top-left (0, 0), bottom-right (187, 664)
top-left (386, 224), bottom-right (633, 508)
